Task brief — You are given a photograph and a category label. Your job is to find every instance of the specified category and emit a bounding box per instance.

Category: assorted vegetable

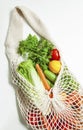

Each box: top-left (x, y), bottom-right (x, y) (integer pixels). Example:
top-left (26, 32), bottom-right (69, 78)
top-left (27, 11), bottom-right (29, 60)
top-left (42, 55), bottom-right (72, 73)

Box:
top-left (17, 34), bottom-right (79, 94)
top-left (17, 34), bottom-right (81, 129)
top-left (17, 34), bottom-right (62, 91)
top-left (36, 64), bottom-right (50, 91)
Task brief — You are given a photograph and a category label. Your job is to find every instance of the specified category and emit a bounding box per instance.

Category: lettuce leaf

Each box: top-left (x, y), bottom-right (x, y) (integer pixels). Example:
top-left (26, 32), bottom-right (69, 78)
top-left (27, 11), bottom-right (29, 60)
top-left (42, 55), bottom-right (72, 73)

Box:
top-left (18, 34), bottom-right (54, 70)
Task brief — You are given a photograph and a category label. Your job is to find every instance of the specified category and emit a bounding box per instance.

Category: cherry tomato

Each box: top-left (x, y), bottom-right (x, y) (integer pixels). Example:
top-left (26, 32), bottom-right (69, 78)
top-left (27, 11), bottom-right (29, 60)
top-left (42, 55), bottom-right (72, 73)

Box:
top-left (51, 49), bottom-right (60, 60)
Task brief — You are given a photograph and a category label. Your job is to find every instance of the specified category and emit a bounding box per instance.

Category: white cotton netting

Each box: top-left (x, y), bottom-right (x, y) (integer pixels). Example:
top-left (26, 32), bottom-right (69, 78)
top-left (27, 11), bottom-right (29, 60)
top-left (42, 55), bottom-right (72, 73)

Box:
top-left (10, 59), bottom-right (83, 130)
top-left (6, 6), bottom-right (83, 130)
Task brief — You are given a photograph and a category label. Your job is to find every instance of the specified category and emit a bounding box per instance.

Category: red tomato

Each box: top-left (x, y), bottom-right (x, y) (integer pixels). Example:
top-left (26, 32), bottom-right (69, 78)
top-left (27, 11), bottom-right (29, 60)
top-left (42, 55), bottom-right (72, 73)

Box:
top-left (46, 113), bottom-right (57, 129)
top-left (28, 111), bottom-right (50, 129)
top-left (51, 49), bottom-right (60, 60)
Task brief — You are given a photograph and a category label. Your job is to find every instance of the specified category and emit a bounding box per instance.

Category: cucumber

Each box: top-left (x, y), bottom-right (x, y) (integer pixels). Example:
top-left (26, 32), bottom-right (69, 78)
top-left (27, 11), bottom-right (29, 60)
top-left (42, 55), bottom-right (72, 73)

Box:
top-left (44, 70), bottom-right (57, 83)
top-left (47, 79), bottom-right (54, 88)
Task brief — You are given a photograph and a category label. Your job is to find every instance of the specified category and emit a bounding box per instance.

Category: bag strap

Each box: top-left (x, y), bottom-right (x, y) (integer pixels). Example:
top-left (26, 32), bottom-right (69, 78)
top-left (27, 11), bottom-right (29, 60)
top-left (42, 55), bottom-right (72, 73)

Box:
top-left (5, 6), bottom-right (52, 61)
top-left (16, 6), bottom-right (51, 38)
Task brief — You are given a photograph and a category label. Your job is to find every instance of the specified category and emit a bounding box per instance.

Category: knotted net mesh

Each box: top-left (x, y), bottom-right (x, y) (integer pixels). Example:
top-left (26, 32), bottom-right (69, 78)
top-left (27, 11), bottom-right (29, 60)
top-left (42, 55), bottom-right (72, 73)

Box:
top-left (10, 59), bottom-right (83, 130)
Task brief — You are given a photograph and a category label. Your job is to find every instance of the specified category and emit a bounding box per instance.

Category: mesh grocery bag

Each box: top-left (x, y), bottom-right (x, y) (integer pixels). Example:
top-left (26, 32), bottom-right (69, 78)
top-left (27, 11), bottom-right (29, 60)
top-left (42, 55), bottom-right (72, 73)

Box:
top-left (5, 6), bottom-right (83, 130)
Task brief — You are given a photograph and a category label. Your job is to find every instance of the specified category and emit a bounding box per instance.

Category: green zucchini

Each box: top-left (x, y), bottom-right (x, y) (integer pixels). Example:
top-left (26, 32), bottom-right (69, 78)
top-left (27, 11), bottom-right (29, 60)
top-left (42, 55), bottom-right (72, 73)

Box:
top-left (44, 70), bottom-right (57, 83)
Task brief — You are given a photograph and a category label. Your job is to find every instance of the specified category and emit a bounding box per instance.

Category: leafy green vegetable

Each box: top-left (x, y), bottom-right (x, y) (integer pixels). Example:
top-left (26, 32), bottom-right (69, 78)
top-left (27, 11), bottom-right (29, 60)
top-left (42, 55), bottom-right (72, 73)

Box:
top-left (17, 59), bottom-right (45, 90)
top-left (18, 34), bottom-right (39, 55)
top-left (18, 34), bottom-right (54, 70)
top-left (17, 59), bottom-right (45, 87)
top-left (17, 59), bottom-right (50, 111)
top-left (17, 59), bottom-right (35, 85)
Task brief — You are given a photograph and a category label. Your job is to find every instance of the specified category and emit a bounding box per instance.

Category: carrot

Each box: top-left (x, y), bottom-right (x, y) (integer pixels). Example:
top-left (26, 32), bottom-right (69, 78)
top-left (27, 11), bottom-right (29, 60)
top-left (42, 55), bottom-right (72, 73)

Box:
top-left (36, 64), bottom-right (51, 91)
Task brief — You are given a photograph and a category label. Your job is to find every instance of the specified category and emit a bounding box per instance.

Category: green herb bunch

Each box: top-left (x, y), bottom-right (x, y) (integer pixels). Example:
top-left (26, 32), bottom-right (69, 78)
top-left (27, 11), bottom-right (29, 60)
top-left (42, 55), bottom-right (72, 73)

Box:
top-left (18, 34), bottom-right (54, 70)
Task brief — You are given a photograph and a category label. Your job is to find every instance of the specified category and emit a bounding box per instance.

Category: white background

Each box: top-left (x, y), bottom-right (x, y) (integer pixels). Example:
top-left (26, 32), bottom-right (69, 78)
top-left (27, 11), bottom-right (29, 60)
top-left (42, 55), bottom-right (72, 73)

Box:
top-left (0, 0), bottom-right (83, 130)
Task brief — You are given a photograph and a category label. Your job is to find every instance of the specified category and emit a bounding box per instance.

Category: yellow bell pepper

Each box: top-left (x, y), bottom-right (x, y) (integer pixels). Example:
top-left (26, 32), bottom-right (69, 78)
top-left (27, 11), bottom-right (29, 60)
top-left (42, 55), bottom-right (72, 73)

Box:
top-left (49, 60), bottom-right (61, 74)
